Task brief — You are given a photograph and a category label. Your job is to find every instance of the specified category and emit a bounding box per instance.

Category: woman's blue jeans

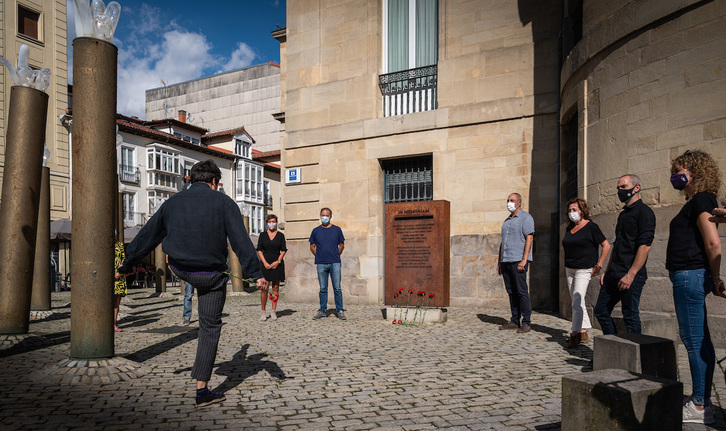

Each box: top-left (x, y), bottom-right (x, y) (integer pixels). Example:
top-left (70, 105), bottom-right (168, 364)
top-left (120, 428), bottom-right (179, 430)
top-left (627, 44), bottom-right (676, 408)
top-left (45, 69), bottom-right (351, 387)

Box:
top-left (317, 263), bottom-right (343, 312)
top-left (670, 268), bottom-right (715, 406)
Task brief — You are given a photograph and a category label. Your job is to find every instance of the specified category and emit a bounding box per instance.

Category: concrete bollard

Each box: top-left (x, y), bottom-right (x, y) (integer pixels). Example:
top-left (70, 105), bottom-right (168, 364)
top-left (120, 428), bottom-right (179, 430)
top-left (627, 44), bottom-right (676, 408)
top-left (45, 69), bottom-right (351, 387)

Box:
top-left (562, 369), bottom-right (682, 430)
top-left (593, 333), bottom-right (677, 380)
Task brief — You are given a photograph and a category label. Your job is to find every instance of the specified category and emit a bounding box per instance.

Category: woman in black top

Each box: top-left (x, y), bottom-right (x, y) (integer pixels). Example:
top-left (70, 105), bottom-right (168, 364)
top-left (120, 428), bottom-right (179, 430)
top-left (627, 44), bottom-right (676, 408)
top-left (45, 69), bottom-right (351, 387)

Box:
top-left (666, 150), bottom-right (724, 424)
top-left (561, 197), bottom-right (610, 348)
top-left (257, 214), bottom-right (287, 321)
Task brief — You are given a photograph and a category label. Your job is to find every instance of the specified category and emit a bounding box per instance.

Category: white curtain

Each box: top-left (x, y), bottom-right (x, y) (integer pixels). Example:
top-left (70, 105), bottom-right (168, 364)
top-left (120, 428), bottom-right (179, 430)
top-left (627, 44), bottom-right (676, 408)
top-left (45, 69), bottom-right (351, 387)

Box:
top-left (388, 0), bottom-right (409, 73)
top-left (415, 0), bottom-right (438, 68)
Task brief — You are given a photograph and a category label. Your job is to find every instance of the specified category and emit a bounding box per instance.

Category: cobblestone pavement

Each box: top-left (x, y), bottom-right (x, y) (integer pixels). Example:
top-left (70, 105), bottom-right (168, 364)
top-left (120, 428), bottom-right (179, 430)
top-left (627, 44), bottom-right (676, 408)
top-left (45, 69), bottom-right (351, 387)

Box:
top-left (1, 287), bottom-right (725, 430)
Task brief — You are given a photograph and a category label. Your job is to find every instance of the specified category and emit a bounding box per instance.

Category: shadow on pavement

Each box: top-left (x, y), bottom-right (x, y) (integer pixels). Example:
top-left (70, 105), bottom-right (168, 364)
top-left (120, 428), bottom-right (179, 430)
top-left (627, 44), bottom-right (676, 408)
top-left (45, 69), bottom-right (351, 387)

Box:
top-left (476, 313), bottom-right (508, 326)
top-left (124, 328), bottom-right (199, 363)
top-left (123, 298), bottom-right (177, 308)
top-left (117, 316), bottom-right (161, 330)
top-left (0, 331), bottom-right (70, 358)
top-left (275, 309), bottom-right (297, 318)
top-left (174, 343), bottom-right (293, 393)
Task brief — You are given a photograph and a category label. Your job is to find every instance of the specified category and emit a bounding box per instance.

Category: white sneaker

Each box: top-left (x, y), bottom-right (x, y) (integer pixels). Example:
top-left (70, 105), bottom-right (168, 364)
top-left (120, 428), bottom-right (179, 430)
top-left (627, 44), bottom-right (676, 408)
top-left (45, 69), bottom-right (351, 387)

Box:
top-left (260, 312), bottom-right (268, 321)
top-left (683, 400), bottom-right (713, 424)
top-left (270, 310), bottom-right (277, 320)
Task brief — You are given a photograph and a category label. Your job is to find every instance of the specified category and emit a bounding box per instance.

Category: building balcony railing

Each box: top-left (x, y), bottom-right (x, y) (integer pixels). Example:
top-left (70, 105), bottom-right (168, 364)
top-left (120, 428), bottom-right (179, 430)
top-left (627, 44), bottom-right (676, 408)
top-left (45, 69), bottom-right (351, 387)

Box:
top-left (119, 165), bottom-right (140, 184)
top-left (123, 211), bottom-right (147, 228)
top-left (378, 64), bottom-right (438, 117)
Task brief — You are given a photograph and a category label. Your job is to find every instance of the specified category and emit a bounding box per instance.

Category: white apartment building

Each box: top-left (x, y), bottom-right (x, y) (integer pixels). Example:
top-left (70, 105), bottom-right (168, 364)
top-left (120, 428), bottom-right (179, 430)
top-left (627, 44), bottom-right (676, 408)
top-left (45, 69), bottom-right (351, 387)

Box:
top-left (116, 113), bottom-right (273, 239)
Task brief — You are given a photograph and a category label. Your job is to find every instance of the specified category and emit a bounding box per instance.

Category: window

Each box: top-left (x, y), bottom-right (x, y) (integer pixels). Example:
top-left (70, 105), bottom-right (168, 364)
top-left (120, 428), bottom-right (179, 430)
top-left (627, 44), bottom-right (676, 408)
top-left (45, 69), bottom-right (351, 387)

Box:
top-left (119, 147), bottom-right (139, 183)
top-left (147, 147), bottom-right (180, 174)
top-left (235, 138), bottom-right (251, 159)
top-left (385, 0), bottom-right (438, 73)
top-left (236, 161), bottom-right (264, 203)
top-left (380, 0), bottom-right (438, 116)
top-left (18, 6), bottom-right (41, 41)
top-left (148, 190), bottom-right (172, 215)
top-left (120, 147), bottom-right (134, 172)
top-left (148, 172), bottom-right (178, 190)
top-left (122, 193), bottom-right (136, 227)
top-left (381, 155), bottom-right (433, 203)
top-left (250, 205), bottom-right (264, 235)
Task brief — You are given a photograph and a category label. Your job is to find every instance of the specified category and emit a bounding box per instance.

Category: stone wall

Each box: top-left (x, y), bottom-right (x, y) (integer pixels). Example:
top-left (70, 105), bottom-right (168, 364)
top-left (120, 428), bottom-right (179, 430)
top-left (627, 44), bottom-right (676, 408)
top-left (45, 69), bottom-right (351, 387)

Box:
top-left (281, 0), bottom-right (564, 307)
top-left (559, 0), bottom-right (726, 320)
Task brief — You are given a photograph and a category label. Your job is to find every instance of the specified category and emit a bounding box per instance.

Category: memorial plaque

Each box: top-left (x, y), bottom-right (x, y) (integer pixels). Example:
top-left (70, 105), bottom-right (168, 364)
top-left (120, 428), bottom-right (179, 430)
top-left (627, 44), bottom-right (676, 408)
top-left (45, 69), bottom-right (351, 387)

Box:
top-left (385, 201), bottom-right (450, 307)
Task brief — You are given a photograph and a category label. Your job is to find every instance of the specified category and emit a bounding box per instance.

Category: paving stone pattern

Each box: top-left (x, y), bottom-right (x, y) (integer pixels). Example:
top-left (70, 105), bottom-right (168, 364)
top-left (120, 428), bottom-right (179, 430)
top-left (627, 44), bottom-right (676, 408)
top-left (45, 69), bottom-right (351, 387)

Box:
top-left (1, 288), bottom-right (725, 430)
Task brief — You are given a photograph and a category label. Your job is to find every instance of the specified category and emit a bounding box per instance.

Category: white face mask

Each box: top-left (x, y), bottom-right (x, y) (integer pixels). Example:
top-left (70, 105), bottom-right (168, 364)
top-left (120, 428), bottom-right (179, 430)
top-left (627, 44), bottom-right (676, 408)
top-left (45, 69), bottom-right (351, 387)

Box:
top-left (507, 202), bottom-right (517, 213)
top-left (568, 212), bottom-right (581, 223)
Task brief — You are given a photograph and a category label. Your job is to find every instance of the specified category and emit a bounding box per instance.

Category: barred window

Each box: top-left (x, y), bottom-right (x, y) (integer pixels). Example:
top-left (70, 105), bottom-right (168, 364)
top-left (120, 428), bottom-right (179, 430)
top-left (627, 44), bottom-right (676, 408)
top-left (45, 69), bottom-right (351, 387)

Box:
top-left (382, 155), bottom-right (433, 203)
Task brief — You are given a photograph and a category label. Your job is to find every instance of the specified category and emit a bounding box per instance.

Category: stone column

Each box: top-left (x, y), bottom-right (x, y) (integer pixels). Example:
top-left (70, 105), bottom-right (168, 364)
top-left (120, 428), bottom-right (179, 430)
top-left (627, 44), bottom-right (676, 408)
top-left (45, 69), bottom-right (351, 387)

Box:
top-left (0, 86), bottom-right (49, 333)
top-left (229, 244), bottom-right (244, 292)
top-left (70, 37), bottom-right (117, 359)
top-left (31, 166), bottom-right (52, 311)
top-left (155, 244), bottom-right (167, 293)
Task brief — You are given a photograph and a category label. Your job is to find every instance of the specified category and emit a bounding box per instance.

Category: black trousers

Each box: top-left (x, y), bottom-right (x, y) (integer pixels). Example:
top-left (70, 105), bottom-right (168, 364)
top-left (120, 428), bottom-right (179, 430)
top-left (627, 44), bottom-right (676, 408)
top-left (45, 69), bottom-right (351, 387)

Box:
top-left (501, 261), bottom-right (532, 326)
top-left (182, 272), bottom-right (228, 382)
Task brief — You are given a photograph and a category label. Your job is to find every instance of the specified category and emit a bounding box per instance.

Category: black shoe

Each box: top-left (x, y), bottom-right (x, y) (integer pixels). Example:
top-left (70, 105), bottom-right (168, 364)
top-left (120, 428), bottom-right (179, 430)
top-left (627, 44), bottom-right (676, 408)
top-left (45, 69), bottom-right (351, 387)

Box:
top-left (196, 388), bottom-right (225, 407)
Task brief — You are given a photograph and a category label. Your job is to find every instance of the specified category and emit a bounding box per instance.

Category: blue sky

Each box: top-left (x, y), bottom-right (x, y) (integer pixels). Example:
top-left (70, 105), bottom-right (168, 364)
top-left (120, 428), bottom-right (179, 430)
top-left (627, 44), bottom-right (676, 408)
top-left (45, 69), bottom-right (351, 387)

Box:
top-left (67, 0), bottom-right (286, 119)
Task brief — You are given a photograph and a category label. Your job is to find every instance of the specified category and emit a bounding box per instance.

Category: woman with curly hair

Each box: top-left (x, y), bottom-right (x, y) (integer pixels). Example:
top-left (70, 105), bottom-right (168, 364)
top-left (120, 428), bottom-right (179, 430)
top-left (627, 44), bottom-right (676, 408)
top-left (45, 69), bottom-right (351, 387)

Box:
top-left (561, 197), bottom-right (610, 348)
top-left (667, 150), bottom-right (725, 424)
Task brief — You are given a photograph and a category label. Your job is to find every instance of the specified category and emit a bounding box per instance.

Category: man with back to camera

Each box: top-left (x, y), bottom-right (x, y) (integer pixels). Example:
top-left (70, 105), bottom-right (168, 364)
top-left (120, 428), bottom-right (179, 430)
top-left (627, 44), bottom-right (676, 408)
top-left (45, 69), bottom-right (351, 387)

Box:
top-left (498, 193), bottom-right (535, 334)
top-left (310, 207), bottom-right (346, 321)
top-left (116, 159), bottom-right (267, 407)
top-left (594, 174), bottom-right (656, 334)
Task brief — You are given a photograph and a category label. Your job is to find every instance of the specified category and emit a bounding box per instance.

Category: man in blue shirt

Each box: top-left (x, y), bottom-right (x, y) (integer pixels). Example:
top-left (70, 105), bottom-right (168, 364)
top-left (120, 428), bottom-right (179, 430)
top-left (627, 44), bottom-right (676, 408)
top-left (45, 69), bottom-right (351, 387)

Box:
top-left (310, 207), bottom-right (346, 320)
top-left (498, 193), bottom-right (535, 333)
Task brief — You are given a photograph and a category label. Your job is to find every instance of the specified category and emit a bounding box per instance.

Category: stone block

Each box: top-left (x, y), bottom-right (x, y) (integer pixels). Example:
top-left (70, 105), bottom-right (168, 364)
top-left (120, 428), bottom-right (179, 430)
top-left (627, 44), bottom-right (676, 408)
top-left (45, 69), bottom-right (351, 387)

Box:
top-left (382, 307), bottom-right (447, 324)
top-left (593, 333), bottom-right (677, 380)
top-left (561, 368), bottom-right (682, 431)
top-left (608, 313), bottom-right (680, 344)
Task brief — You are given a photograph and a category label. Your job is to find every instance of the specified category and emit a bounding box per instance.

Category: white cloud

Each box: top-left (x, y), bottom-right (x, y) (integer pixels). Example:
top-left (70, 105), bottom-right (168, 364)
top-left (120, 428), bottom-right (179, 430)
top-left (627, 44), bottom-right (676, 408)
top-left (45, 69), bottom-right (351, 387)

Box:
top-left (117, 30), bottom-right (215, 118)
top-left (67, 1), bottom-right (261, 119)
top-left (221, 42), bottom-right (257, 72)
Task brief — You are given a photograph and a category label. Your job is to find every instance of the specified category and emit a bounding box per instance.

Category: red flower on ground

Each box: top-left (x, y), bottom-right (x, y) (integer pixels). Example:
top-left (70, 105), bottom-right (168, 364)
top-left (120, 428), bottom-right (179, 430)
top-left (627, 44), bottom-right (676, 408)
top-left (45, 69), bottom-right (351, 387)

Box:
top-left (429, 293), bottom-right (435, 298)
top-left (397, 320), bottom-right (403, 323)
top-left (408, 289), bottom-right (413, 294)
top-left (392, 320), bottom-right (397, 324)
top-left (417, 290), bottom-right (425, 296)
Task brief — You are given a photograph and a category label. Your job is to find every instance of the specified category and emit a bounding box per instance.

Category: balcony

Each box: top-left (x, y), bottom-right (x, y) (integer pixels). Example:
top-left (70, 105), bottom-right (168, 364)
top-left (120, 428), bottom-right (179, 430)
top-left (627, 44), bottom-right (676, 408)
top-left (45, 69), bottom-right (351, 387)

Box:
top-left (378, 65), bottom-right (438, 117)
top-left (119, 165), bottom-right (140, 184)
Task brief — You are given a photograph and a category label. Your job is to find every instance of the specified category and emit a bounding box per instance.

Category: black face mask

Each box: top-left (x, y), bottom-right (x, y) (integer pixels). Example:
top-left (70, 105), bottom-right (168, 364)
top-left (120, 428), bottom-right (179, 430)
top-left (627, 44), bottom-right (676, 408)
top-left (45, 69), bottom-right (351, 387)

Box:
top-left (617, 186), bottom-right (636, 203)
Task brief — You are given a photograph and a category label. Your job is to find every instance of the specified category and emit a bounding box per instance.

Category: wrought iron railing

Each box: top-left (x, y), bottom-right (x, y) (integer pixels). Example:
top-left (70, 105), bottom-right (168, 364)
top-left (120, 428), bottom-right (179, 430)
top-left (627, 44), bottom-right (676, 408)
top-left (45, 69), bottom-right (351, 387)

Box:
top-left (119, 165), bottom-right (140, 184)
top-left (378, 65), bottom-right (438, 117)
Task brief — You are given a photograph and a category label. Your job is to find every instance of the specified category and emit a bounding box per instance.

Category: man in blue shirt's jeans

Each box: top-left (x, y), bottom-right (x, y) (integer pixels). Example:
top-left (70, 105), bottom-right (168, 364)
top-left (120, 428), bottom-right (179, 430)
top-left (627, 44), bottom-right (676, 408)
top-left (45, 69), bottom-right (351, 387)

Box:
top-left (310, 207), bottom-right (346, 321)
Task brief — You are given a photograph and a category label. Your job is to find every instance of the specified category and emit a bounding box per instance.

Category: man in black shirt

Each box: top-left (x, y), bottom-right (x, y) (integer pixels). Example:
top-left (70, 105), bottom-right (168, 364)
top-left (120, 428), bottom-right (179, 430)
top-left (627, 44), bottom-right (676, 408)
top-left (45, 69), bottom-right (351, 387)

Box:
top-left (594, 174), bottom-right (656, 334)
top-left (116, 160), bottom-right (267, 407)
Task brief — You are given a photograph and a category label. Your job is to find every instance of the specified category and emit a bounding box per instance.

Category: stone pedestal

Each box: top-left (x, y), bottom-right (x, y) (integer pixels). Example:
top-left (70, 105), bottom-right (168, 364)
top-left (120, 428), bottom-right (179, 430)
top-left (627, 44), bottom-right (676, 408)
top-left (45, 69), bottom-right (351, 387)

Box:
top-left (612, 313), bottom-right (679, 344)
top-left (562, 369), bottom-right (682, 431)
top-left (593, 333), bottom-right (677, 380)
top-left (382, 307), bottom-right (447, 324)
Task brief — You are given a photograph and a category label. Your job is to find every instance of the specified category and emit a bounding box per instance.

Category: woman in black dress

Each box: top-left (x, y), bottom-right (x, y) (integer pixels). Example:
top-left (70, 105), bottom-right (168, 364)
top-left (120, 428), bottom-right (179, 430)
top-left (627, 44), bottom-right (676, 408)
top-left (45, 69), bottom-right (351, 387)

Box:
top-left (257, 214), bottom-right (287, 321)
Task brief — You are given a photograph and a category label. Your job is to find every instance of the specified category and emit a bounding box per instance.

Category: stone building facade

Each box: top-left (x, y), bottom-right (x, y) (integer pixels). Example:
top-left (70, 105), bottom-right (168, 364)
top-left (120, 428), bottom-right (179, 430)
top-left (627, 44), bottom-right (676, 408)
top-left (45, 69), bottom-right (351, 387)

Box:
top-left (560, 0), bottom-right (726, 329)
top-left (278, 0), bottom-right (726, 324)
top-left (0, 0), bottom-right (70, 219)
top-left (279, 0), bottom-right (563, 308)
